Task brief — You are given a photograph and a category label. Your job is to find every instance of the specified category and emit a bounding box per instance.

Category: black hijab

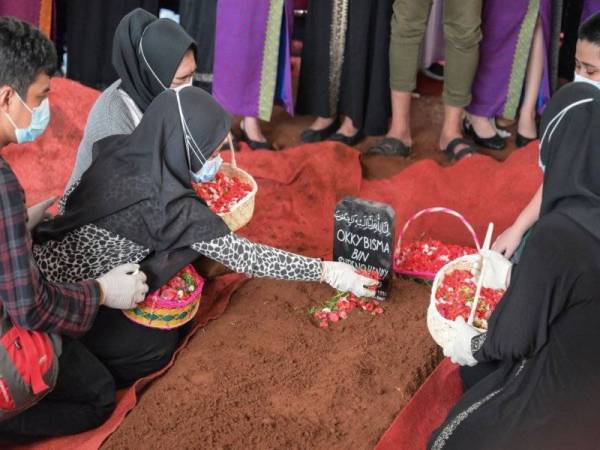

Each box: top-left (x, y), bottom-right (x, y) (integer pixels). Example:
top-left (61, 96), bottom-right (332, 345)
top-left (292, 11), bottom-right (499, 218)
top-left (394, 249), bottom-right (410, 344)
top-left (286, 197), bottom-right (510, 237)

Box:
top-left (539, 81), bottom-right (600, 241)
top-left (35, 87), bottom-right (232, 290)
top-left (112, 8), bottom-right (196, 112)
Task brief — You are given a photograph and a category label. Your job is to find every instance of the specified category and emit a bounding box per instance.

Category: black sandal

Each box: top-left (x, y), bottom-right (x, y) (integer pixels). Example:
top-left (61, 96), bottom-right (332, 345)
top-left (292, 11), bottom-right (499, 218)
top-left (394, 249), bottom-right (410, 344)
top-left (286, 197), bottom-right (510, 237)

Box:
top-left (365, 137), bottom-right (411, 157)
top-left (442, 138), bottom-right (478, 161)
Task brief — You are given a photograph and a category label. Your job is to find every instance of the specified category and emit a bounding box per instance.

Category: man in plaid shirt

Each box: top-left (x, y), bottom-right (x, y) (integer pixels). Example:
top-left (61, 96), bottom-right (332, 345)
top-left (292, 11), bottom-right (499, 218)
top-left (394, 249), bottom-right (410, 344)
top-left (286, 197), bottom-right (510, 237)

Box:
top-left (0, 17), bottom-right (149, 440)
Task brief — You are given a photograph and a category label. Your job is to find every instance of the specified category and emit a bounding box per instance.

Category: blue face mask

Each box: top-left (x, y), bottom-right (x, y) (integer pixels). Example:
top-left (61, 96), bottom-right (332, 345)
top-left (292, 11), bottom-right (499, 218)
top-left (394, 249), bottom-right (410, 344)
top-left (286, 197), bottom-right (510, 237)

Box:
top-left (191, 154), bottom-right (223, 183)
top-left (4, 93), bottom-right (51, 144)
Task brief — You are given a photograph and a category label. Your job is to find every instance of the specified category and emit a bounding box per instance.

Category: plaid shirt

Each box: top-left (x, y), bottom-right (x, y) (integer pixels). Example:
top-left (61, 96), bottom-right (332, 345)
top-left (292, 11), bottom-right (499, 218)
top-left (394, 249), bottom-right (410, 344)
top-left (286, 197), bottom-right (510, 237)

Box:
top-left (0, 157), bottom-right (101, 336)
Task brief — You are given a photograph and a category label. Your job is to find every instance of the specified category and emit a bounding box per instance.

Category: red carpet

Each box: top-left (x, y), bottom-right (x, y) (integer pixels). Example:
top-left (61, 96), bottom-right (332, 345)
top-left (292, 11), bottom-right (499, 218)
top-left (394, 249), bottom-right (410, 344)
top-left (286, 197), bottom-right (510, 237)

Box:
top-left (5, 78), bottom-right (542, 449)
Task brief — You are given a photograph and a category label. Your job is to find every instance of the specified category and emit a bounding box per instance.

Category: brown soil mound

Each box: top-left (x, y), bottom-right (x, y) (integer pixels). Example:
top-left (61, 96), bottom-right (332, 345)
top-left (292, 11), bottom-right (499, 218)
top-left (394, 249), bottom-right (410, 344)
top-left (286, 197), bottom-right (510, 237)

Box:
top-left (104, 277), bottom-right (440, 450)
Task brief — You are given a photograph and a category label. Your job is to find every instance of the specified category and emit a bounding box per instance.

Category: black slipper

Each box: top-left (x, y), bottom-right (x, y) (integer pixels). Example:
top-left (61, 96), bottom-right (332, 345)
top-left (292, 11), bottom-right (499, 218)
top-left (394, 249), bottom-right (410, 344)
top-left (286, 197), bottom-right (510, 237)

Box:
top-left (300, 117), bottom-right (341, 143)
top-left (365, 137), bottom-right (411, 156)
top-left (442, 137), bottom-right (478, 161)
top-left (327, 130), bottom-right (365, 147)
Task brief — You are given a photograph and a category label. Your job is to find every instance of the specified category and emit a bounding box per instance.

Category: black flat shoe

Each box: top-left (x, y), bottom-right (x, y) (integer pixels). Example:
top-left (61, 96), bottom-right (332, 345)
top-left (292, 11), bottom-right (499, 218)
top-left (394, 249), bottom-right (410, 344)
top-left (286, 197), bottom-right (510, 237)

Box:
top-left (327, 130), bottom-right (365, 147)
top-left (515, 132), bottom-right (536, 148)
top-left (463, 118), bottom-right (506, 151)
top-left (240, 128), bottom-right (273, 150)
top-left (300, 117), bottom-right (341, 143)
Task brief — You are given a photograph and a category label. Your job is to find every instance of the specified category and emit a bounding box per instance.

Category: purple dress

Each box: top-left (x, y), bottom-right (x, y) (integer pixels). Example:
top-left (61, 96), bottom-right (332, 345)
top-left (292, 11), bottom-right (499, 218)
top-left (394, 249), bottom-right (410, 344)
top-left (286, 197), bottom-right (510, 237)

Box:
top-left (467, 0), bottom-right (552, 120)
top-left (582, 0), bottom-right (600, 22)
top-left (212, 0), bottom-right (294, 121)
top-left (0, 0), bottom-right (53, 36)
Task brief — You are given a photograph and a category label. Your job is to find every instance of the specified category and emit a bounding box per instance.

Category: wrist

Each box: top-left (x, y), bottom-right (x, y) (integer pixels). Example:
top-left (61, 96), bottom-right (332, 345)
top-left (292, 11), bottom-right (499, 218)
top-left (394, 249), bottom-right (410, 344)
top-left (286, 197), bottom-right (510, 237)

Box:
top-left (96, 279), bottom-right (106, 305)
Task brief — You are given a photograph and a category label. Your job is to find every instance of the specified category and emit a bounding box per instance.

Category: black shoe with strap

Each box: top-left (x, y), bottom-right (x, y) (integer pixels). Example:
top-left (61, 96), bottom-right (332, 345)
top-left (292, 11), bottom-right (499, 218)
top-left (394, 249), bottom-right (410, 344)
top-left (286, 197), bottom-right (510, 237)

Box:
top-left (365, 137), bottom-right (411, 157)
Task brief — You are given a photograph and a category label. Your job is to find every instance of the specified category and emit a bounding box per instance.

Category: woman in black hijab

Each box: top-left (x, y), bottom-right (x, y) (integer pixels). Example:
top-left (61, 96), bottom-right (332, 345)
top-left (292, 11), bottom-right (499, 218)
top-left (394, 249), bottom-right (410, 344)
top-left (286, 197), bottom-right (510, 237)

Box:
top-left (65, 8), bottom-right (198, 190)
top-left (428, 81), bottom-right (600, 450)
top-left (33, 87), bottom-right (377, 387)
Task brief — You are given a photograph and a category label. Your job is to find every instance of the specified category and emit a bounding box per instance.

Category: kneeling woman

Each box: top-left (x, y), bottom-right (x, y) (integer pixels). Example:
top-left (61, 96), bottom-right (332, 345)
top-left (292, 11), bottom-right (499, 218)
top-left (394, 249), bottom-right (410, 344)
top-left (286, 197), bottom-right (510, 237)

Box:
top-left (32, 87), bottom-right (376, 388)
top-left (429, 82), bottom-right (600, 449)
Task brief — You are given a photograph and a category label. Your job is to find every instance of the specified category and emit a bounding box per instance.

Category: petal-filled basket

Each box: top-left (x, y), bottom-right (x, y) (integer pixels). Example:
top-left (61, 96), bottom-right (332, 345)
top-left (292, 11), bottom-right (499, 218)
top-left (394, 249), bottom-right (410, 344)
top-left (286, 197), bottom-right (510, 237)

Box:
top-left (427, 254), bottom-right (484, 347)
top-left (123, 265), bottom-right (204, 330)
top-left (218, 146), bottom-right (257, 231)
top-left (393, 207), bottom-right (481, 280)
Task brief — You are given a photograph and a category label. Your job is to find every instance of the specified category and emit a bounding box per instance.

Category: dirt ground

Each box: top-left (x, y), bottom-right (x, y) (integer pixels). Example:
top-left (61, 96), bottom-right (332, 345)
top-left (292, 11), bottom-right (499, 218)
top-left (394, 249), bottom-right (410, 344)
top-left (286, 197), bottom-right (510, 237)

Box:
top-left (104, 278), bottom-right (441, 450)
top-left (103, 76), bottom-right (524, 450)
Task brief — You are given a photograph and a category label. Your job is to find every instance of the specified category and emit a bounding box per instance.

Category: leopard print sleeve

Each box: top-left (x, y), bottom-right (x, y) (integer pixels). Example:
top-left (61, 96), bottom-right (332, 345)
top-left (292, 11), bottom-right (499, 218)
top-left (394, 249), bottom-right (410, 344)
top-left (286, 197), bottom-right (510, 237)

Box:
top-left (191, 234), bottom-right (323, 282)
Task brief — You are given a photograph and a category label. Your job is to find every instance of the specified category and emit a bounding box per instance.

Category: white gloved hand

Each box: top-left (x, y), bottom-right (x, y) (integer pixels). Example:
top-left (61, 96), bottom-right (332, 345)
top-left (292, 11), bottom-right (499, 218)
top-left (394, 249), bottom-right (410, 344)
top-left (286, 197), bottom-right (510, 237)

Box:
top-left (321, 261), bottom-right (378, 298)
top-left (27, 197), bottom-right (57, 231)
top-left (442, 316), bottom-right (480, 366)
top-left (473, 249), bottom-right (512, 290)
top-left (96, 263), bottom-right (149, 310)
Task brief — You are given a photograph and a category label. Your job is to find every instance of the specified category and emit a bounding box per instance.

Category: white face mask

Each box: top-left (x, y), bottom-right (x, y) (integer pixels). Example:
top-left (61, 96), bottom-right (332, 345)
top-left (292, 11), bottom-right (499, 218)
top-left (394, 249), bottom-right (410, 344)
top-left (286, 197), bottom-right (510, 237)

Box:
top-left (573, 72), bottom-right (600, 90)
top-left (173, 86), bottom-right (222, 182)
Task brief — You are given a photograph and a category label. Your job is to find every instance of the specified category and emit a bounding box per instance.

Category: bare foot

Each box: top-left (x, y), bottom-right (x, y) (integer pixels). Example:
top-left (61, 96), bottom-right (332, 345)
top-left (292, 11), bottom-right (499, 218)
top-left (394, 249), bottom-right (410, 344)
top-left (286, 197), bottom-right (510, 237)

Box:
top-left (310, 116), bottom-right (335, 130)
top-left (336, 116), bottom-right (359, 137)
top-left (242, 117), bottom-right (267, 143)
top-left (468, 114), bottom-right (497, 139)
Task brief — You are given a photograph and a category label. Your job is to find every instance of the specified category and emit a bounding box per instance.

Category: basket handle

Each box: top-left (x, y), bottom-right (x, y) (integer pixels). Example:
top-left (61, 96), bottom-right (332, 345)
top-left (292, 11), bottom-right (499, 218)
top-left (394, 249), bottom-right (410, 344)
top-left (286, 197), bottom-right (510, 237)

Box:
top-left (396, 207), bottom-right (481, 255)
top-left (227, 134), bottom-right (238, 170)
top-left (467, 223), bottom-right (494, 326)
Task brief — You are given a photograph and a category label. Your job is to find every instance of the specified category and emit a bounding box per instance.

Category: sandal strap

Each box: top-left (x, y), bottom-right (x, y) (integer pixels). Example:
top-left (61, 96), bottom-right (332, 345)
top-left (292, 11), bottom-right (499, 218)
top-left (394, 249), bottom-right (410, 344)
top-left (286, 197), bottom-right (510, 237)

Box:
top-left (367, 137), bottom-right (410, 156)
top-left (444, 138), bottom-right (478, 160)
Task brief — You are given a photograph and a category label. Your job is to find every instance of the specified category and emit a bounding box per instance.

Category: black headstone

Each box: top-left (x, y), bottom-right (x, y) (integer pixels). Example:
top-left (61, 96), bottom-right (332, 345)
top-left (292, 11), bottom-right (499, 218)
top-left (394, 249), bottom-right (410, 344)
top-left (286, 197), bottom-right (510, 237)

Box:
top-left (333, 197), bottom-right (395, 300)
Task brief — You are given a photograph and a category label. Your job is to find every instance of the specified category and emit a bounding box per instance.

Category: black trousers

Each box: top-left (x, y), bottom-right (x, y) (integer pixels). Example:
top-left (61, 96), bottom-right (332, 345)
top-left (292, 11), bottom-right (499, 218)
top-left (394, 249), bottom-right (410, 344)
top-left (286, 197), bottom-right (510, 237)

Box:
top-left (0, 337), bottom-right (115, 441)
top-left (81, 307), bottom-right (185, 388)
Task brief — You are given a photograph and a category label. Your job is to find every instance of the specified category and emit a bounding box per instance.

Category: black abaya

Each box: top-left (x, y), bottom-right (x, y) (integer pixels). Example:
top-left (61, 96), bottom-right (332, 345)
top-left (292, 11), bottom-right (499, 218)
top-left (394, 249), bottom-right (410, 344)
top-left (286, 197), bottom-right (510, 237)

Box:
top-left (429, 82), bottom-right (600, 450)
top-left (179, 0), bottom-right (217, 93)
top-left (296, 0), bottom-right (392, 136)
top-left (430, 214), bottom-right (600, 450)
top-left (61, 0), bottom-right (159, 89)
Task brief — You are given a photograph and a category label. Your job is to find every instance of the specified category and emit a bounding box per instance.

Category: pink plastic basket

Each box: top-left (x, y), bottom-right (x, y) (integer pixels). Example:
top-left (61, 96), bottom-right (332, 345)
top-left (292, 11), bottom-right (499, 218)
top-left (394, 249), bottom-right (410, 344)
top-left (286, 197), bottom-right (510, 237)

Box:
top-left (393, 207), bottom-right (481, 280)
top-left (123, 265), bottom-right (205, 330)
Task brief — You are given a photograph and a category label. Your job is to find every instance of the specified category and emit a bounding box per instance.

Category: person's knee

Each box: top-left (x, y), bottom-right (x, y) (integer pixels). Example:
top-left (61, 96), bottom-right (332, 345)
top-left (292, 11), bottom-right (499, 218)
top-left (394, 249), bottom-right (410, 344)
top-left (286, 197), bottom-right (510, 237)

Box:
top-left (444, 22), bottom-right (482, 51)
top-left (391, 13), bottom-right (427, 45)
top-left (87, 373), bottom-right (116, 429)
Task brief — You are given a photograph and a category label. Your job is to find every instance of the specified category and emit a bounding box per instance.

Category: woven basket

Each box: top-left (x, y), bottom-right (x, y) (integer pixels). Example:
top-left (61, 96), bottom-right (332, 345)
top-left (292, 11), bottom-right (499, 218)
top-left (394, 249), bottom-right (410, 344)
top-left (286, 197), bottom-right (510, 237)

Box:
top-left (393, 207), bottom-right (481, 280)
top-left (427, 240), bottom-right (508, 348)
top-left (427, 255), bottom-right (483, 347)
top-left (218, 145), bottom-right (257, 231)
top-left (123, 265), bottom-right (204, 330)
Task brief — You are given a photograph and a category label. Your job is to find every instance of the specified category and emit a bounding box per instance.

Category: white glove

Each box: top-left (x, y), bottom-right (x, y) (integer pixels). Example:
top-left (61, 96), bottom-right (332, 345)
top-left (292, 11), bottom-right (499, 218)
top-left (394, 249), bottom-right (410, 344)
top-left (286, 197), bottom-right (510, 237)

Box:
top-left (442, 317), bottom-right (480, 366)
top-left (473, 249), bottom-right (512, 290)
top-left (96, 263), bottom-right (149, 310)
top-left (321, 261), bottom-right (378, 298)
top-left (27, 197), bottom-right (57, 231)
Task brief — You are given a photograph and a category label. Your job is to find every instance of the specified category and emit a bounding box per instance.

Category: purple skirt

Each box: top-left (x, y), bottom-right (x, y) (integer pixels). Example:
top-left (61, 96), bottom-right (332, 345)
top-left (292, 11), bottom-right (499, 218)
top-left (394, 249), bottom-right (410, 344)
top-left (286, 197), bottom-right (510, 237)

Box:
top-left (212, 0), bottom-right (295, 121)
top-left (467, 0), bottom-right (551, 119)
